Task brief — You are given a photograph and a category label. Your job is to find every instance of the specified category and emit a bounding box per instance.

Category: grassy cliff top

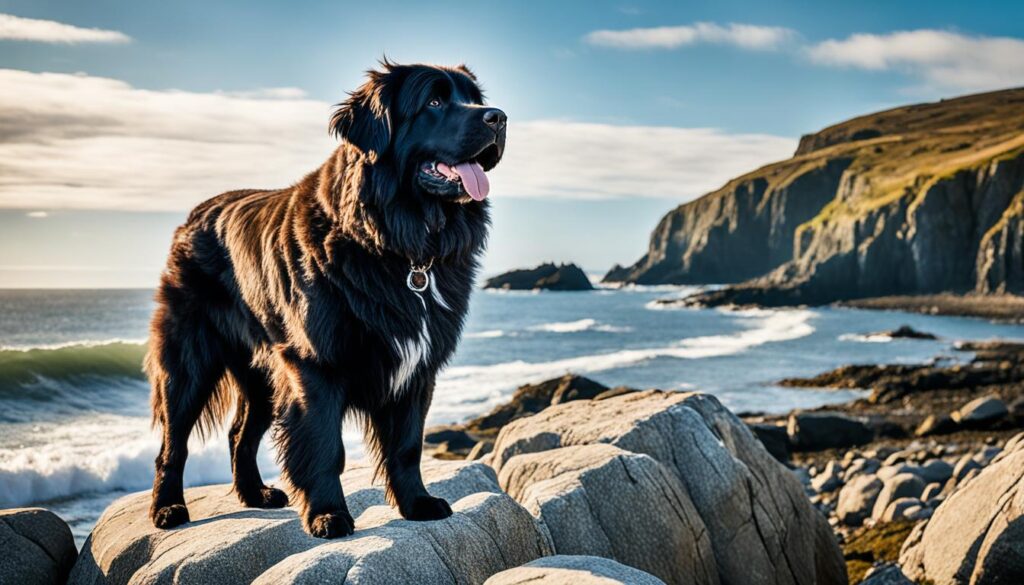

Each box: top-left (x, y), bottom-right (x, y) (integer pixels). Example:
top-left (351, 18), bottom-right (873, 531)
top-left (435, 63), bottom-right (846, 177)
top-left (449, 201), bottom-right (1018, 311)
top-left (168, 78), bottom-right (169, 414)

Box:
top-left (674, 87), bottom-right (1024, 224)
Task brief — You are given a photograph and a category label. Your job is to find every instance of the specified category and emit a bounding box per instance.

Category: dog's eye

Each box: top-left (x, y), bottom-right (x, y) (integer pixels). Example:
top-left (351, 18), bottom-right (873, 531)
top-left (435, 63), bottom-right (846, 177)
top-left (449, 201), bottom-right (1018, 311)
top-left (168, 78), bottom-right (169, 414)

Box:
top-left (428, 97), bottom-right (443, 108)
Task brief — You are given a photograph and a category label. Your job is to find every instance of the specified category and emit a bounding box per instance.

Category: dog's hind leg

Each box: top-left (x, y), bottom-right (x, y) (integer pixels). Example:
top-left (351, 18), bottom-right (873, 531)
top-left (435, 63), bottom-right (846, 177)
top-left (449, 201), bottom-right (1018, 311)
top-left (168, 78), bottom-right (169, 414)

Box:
top-left (147, 307), bottom-right (227, 529)
top-left (369, 382), bottom-right (453, 522)
top-left (226, 360), bottom-right (287, 509)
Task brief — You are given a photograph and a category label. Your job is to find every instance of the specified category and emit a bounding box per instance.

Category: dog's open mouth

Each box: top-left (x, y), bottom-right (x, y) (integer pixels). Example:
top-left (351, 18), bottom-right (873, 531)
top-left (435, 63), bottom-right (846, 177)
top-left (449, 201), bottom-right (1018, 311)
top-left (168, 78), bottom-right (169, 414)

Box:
top-left (420, 160), bottom-right (490, 201)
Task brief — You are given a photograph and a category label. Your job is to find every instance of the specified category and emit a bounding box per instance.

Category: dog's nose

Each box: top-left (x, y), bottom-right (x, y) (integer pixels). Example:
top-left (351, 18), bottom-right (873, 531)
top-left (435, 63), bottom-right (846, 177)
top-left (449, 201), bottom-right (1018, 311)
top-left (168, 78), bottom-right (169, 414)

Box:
top-left (482, 108), bottom-right (507, 130)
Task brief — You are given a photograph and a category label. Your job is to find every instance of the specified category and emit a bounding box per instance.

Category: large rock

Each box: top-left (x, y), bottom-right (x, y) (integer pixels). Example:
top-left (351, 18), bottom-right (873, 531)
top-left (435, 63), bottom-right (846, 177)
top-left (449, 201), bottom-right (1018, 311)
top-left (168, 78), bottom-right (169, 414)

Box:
top-left (900, 432), bottom-right (1024, 584)
top-left (836, 475), bottom-right (883, 526)
top-left (485, 556), bottom-right (666, 585)
top-left (490, 390), bottom-right (847, 585)
top-left (69, 460), bottom-right (552, 585)
top-left (749, 423), bottom-right (791, 463)
top-left (787, 412), bottom-right (874, 451)
top-left (0, 508), bottom-right (77, 585)
top-left (498, 444), bottom-right (716, 585)
top-left (425, 375), bottom-right (610, 458)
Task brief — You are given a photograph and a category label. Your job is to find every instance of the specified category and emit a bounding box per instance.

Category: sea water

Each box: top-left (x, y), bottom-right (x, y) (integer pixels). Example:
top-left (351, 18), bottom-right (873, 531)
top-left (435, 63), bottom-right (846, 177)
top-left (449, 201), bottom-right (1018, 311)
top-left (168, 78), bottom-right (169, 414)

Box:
top-left (1, 286), bottom-right (1022, 546)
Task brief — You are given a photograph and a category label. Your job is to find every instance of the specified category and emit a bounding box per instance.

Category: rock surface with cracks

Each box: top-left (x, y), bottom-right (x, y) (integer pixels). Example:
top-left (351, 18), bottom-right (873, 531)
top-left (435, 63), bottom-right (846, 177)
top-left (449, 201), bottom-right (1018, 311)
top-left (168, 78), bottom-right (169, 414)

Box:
top-left (489, 390), bottom-right (847, 585)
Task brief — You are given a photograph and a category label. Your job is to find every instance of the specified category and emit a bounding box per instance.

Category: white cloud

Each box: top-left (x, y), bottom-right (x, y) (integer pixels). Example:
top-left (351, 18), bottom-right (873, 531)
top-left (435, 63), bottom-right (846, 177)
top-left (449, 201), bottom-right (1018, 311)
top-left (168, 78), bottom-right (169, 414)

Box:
top-left (0, 69), bottom-right (796, 210)
top-left (492, 121), bottom-right (795, 200)
top-left (585, 22), bottom-right (795, 51)
top-left (0, 13), bottom-right (130, 44)
top-left (807, 29), bottom-right (1024, 91)
top-left (0, 69), bottom-right (334, 211)
top-left (25, 211), bottom-right (48, 218)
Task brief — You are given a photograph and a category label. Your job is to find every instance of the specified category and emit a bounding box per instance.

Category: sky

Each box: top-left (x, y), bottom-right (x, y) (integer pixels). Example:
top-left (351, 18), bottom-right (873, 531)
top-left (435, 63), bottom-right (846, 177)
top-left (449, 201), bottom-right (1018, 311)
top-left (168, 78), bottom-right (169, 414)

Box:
top-left (1, 0), bottom-right (1023, 287)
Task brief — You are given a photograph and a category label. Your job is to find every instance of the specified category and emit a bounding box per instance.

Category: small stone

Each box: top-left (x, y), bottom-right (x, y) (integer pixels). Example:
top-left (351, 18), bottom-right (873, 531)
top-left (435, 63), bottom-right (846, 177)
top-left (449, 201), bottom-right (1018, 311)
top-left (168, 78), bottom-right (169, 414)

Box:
top-left (837, 474), bottom-right (883, 526)
top-left (881, 497), bottom-right (924, 522)
top-left (972, 446), bottom-right (1002, 466)
top-left (915, 414), bottom-right (958, 437)
top-left (860, 563), bottom-right (914, 584)
top-left (921, 482), bottom-right (942, 502)
top-left (953, 455), bottom-right (982, 482)
top-left (844, 457), bottom-right (881, 480)
top-left (812, 460), bottom-right (844, 493)
top-left (918, 459), bottom-right (953, 484)
top-left (952, 395), bottom-right (1008, 426)
top-left (877, 464), bottom-right (921, 481)
top-left (872, 473), bottom-right (926, 521)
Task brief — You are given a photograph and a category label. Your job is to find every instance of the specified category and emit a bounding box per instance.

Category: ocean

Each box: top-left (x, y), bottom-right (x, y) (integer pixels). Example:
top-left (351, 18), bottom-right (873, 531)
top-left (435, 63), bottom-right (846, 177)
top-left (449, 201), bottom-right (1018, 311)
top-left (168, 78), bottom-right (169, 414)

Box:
top-left (2, 286), bottom-right (1022, 546)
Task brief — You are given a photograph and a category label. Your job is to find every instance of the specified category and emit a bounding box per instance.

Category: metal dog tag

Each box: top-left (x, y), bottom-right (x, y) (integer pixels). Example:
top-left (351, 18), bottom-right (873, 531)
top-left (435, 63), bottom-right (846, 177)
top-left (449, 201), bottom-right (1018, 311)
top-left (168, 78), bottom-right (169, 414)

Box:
top-left (407, 267), bottom-right (430, 292)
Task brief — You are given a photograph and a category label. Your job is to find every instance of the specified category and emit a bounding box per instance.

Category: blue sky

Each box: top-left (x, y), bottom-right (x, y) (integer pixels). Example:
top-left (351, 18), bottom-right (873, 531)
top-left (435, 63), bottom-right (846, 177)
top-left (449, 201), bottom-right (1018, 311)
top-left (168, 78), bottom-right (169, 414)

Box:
top-left (1, 0), bottom-right (1023, 287)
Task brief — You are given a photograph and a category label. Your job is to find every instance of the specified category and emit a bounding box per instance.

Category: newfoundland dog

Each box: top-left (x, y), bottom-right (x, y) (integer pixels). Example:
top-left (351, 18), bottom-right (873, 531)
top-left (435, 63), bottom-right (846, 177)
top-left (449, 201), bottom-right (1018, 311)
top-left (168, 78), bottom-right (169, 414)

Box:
top-left (146, 61), bottom-right (505, 538)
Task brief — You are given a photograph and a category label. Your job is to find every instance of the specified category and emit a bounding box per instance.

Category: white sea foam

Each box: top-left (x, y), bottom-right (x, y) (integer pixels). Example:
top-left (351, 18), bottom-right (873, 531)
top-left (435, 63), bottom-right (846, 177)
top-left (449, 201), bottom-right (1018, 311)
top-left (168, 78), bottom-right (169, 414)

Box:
top-left (433, 308), bottom-right (816, 419)
top-left (465, 329), bottom-right (507, 339)
top-left (527, 318), bottom-right (631, 334)
top-left (839, 333), bottom-right (894, 343)
top-left (0, 415), bottom-right (367, 508)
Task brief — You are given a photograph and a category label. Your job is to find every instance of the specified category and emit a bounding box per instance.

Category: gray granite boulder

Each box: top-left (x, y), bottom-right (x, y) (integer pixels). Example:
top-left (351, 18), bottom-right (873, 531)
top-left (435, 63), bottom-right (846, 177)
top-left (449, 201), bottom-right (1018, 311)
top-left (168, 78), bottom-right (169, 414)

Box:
top-left (485, 555), bottom-right (666, 585)
top-left (952, 395), bottom-right (1008, 426)
top-left (498, 444), bottom-right (716, 585)
top-left (490, 390), bottom-right (846, 585)
top-left (836, 475), bottom-right (883, 526)
top-left (917, 459), bottom-right (954, 484)
top-left (69, 459), bottom-right (552, 585)
top-left (871, 473), bottom-right (925, 522)
top-left (859, 563), bottom-right (913, 585)
top-left (900, 432), bottom-right (1024, 584)
top-left (879, 498), bottom-right (924, 523)
top-left (0, 508), bottom-right (77, 585)
top-left (787, 412), bottom-right (873, 451)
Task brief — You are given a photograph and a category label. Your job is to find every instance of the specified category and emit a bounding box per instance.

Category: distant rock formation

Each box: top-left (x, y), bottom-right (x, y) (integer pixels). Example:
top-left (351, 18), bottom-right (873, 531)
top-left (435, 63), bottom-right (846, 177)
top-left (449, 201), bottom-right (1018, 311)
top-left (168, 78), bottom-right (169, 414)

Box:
top-left (485, 263), bottom-right (594, 291)
top-left (605, 88), bottom-right (1024, 305)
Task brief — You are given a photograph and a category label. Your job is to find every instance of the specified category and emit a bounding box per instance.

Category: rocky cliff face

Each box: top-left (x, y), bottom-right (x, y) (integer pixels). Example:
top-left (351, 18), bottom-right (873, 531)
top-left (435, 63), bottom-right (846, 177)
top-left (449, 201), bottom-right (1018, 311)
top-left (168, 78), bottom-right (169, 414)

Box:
top-left (606, 88), bottom-right (1024, 302)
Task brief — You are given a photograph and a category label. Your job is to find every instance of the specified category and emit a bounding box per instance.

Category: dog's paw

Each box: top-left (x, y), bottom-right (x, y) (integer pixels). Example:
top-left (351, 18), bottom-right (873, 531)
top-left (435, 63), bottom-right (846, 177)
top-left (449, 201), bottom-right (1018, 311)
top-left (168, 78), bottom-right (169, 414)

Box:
top-left (151, 504), bottom-right (190, 529)
top-left (259, 486), bottom-right (289, 508)
top-left (403, 495), bottom-right (453, 521)
top-left (305, 510), bottom-right (355, 539)
top-left (240, 486), bottom-right (289, 509)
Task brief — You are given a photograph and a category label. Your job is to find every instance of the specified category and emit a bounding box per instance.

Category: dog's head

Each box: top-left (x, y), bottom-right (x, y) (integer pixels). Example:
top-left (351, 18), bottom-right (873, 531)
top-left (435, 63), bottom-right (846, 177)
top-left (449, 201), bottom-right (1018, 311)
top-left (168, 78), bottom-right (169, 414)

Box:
top-left (331, 61), bottom-right (506, 204)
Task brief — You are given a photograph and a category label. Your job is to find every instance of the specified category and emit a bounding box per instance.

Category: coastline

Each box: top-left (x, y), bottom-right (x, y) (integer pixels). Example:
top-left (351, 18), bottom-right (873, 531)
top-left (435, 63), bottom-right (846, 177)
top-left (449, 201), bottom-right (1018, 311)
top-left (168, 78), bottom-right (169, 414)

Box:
top-left (426, 329), bottom-right (1024, 583)
top-left (663, 289), bottom-right (1024, 323)
top-left (836, 293), bottom-right (1024, 323)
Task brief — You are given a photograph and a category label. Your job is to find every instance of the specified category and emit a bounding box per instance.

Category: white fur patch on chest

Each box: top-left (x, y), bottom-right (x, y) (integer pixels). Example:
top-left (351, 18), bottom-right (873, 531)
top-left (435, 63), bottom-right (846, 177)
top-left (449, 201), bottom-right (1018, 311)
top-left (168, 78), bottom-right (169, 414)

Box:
top-left (389, 293), bottom-right (431, 398)
top-left (429, 275), bottom-right (452, 312)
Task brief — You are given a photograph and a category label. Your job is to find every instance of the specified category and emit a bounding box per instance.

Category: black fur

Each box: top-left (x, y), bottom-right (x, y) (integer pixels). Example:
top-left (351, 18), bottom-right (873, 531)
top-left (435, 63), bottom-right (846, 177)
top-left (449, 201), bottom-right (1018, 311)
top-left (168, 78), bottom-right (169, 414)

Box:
top-left (146, 61), bottom-right (505, 538)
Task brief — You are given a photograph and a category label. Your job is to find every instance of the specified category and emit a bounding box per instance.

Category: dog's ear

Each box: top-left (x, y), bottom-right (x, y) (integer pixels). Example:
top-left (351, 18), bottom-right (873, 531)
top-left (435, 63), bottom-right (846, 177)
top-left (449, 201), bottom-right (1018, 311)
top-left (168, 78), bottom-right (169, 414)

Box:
top-left (330, 69), bottom-right (393, 157)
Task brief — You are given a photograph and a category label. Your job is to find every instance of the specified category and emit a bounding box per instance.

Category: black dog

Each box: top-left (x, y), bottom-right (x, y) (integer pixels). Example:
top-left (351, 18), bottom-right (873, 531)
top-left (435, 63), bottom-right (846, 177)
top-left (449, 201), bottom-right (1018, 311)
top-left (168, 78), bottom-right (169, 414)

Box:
top-left (146, 61), bottom-right (505, 538)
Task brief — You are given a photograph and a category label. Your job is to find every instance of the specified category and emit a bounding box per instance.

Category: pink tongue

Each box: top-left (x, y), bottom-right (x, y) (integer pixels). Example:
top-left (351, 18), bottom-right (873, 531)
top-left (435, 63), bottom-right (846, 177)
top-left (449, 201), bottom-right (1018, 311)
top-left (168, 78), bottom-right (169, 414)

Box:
top-left (453, 161), bottom-right (490, 201)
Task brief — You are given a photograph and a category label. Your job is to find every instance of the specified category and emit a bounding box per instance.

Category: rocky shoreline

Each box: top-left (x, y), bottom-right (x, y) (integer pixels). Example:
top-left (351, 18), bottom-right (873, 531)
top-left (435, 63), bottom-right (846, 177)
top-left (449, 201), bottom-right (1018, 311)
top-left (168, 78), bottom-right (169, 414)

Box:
top-left (5, 328), bottom-right (1023, 584)
top-left (424, 327), bottom-right (1024, 584)
top-left (654, 290), bottom-right (1024, 323)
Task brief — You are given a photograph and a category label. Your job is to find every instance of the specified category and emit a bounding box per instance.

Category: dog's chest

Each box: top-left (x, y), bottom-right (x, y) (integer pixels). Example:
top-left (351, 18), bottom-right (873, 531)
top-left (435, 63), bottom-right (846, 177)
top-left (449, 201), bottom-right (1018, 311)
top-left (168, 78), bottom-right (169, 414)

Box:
top-left (385, 272), bottom-right (457, 397)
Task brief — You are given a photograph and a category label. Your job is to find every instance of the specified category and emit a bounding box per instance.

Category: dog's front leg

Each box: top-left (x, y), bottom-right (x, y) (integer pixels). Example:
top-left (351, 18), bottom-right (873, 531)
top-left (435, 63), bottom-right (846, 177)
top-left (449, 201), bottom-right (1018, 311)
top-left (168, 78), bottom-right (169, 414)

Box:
top-left (274, 356), bottom-right (354, 538)
top-left (370, 383), bottom-right (453, 521)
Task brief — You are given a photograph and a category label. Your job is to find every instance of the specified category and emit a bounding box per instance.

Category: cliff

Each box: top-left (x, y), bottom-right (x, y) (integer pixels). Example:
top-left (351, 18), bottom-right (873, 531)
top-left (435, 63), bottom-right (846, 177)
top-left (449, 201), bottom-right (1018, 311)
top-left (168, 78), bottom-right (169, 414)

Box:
top-left (605, 88), bottom-right (1024, 303)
